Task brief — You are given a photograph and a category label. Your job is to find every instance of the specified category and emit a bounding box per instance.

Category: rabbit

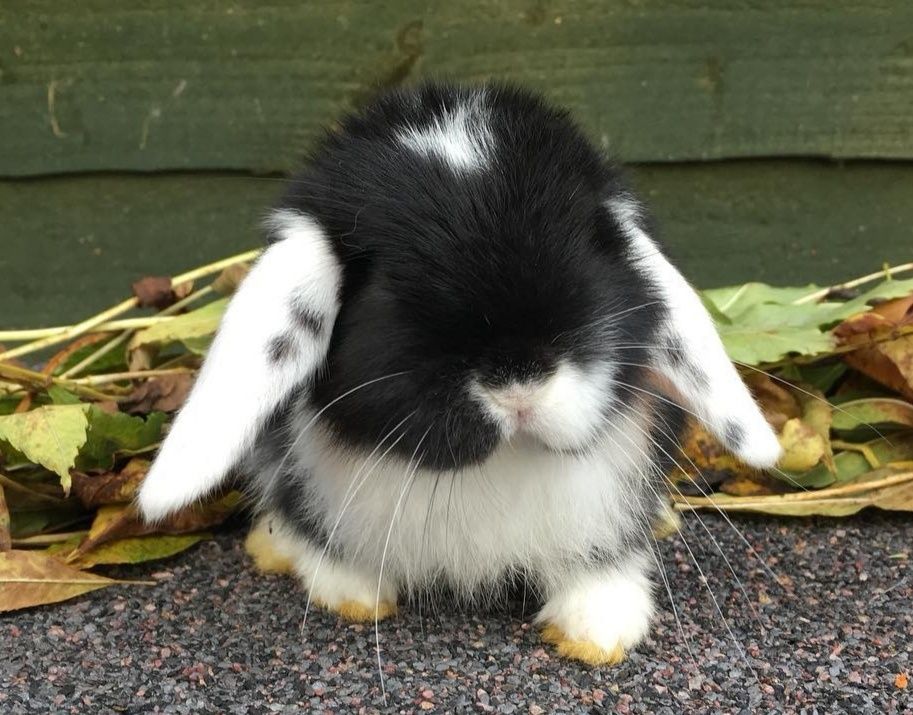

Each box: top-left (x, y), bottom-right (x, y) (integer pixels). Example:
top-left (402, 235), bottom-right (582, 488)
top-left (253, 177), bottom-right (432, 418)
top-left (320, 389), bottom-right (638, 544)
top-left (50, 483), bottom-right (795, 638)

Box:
top-left (137, 82), bottom-right (780, 665)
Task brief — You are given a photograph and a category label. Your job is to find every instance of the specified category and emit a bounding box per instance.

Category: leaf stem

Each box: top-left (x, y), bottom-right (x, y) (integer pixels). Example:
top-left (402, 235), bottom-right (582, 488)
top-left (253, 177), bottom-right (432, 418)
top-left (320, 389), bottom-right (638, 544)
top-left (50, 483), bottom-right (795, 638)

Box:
top-left (61, 285), bottom-right (214, 379)
top-left (0, 362), bottom-right (122, 402)
top-left (70, 368), bottom-right (196, 387)
top-left (0, 249), bottom-right (259, 362)
top-left (673, 470), bottom-right (913, 510)
top-left (792, 262), bottom-right (913, 306)
top-left (11, 531), bottom-right (88, 547)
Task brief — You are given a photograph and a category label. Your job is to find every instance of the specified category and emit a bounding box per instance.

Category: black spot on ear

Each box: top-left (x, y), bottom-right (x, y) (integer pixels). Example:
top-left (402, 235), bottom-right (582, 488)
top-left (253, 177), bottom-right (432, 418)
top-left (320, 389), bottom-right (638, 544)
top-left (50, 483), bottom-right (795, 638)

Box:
top-left (723, 420), bottom-right (746, 452)
top-left (290, 301), bottom-right (325, 336)
top-left (267, 334), bottom-right (296, 363)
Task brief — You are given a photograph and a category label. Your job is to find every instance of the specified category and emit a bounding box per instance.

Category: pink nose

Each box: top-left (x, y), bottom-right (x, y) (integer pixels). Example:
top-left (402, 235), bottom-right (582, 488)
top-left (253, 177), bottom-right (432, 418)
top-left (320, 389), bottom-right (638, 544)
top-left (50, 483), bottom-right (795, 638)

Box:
top-left (490, 390), bottom-right (536, 425)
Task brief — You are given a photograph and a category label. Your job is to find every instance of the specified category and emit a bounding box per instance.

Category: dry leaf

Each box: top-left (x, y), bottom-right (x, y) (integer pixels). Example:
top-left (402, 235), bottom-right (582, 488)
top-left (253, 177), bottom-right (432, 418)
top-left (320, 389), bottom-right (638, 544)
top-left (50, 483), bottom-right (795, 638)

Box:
top-left (211, 263), bottom-right (250, 295)
top-left (896, 672), bottom-right (909, 689)
top-left (132, 276), bottom-right (194, 310)
top-left (843, 335), bottom-right (913, 401)
top-left (0, 482), bottom-right (10, 551)
top-left (747, 373), bottom-right (801, 431)
top-left (70, 458), bottom-right (149, 508)
top-left (132, 276), bottom-right (174, 309)
top-left (0, 550), bottom-right (118, 612)
top-left (60, 533), bottom-right (209, 569)
top-left (123, 374), bottom-right (194, 414)
top-left (68, 493), bottom-right (240, 562)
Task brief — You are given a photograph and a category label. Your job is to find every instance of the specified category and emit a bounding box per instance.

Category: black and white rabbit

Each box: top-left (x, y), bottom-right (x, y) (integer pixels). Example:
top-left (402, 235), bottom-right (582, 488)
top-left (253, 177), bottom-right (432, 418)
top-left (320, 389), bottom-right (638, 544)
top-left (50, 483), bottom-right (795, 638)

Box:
top-left (138, 83), bottom-right (780, 665)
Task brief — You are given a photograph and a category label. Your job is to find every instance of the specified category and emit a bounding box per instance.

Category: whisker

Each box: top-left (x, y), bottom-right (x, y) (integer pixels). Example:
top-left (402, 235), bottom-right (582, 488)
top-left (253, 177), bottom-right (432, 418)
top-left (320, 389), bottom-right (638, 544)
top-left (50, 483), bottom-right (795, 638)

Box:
top-left (375, 427), bottom-right (431, 704)
top-left (610, 380), bottom-right (789, 589)
top-left (300, 410), bottom-right (415, 633)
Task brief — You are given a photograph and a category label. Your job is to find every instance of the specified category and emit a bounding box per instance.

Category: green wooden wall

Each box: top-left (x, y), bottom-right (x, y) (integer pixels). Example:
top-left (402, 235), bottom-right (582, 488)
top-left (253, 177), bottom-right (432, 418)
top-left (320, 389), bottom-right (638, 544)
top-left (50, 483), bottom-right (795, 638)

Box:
top-left (1, 1), bottom-right (912, 327)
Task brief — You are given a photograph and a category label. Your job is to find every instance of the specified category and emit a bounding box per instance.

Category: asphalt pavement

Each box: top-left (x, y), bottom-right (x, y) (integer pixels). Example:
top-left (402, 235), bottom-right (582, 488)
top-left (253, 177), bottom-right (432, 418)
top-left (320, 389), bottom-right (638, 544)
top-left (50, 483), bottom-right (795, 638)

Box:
top-left (3, 511), bottom-right (911, 714)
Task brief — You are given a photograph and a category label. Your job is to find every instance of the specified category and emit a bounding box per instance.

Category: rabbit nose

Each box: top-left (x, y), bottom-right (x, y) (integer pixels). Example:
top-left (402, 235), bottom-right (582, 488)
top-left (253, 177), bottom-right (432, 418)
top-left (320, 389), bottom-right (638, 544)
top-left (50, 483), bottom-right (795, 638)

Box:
top-left (490, 386), bottom-right (538, 423)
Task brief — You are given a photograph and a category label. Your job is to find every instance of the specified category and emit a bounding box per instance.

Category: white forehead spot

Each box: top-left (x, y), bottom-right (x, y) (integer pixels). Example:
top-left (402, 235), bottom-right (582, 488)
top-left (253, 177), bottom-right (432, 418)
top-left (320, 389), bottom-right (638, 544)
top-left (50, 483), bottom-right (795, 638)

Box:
top-left (398, 93), bottom-right (492, 172)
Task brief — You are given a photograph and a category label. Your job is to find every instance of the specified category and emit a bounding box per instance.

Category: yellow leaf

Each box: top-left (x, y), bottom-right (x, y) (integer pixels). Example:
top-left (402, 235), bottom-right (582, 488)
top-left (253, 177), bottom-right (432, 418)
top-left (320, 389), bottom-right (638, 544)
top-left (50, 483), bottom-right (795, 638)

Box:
top-left (0, 550), bottom-right (117, 612)
top-left (63, 533), bottom-right (210, 569)
top-left (0, 405), bottom-right (89, 492)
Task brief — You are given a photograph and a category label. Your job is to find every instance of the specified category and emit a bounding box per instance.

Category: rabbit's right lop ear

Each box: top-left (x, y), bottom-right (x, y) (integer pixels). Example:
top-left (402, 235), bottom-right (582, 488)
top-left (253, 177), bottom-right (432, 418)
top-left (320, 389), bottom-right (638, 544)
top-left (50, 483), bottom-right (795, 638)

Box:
top-left (137, 210), bottom-right (342, 522)
top-left (606, 197), bottom-right (782, 470)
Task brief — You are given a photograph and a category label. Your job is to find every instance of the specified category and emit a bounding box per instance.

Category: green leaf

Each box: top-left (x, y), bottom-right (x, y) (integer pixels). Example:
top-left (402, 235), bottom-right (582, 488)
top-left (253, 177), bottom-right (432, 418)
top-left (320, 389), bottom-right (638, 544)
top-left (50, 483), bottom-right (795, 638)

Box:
top-left (46, 386), bottom-right (82, 405)
top-left (777, 434), bottom-right (913, 489)
top-left (703, 283), bottom-right (820, 318)
top-left (778, 362), bottom-right (848, 394)
top-left (717, 312), bottom-right (836, 365)
top-left (818, 277), bottom-right (913, 325)
top-left (129, 298), bottom-right (227, 357)
top-left (703, 277), bottom-right (913, 365)
top-left (0, 405), bottom-right (90, 490)
top-left (831, 397), bottom-right (913, 437)
top-left (9, 506), bottom-right (87, 539)
top-left (51, 533), bottom-right (210, 568)
top-left (75, 408), bottom-right (167, 472)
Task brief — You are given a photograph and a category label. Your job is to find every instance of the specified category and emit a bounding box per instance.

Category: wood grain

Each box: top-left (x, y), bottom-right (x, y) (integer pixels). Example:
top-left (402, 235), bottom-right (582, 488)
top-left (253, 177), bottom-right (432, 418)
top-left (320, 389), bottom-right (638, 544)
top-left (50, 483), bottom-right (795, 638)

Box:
top-left (2, 161), bottom-right (910, 327)
top-left (2, 1), bottom-right (912, 176)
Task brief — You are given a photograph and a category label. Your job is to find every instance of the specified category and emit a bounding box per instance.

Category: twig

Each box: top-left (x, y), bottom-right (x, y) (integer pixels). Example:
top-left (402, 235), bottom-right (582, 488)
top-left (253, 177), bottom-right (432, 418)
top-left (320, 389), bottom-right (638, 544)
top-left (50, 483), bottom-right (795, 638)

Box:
top-left (0, 249), bottom-right (259, 363)
top-left (10, 531), bottom-right (88, 547)
top-left (0, 362), bottom-right (122, 402)
top-left (672, 470), bottom-right (913, 510)
top-left (792, 262), bottom-right (913, 306)
top-left (61, 285), bottom-right (214, 379)
top-left (0, 317), bottom-right (179, 342)
top-left (71, 367), bottom-right (196, 387)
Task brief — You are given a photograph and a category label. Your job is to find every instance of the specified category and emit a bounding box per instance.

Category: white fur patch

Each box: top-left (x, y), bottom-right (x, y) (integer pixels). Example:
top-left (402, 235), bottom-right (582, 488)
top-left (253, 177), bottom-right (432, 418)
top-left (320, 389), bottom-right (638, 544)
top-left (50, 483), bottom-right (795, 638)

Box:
top-left (137, 210), bottom-right (342, 521)
top-left (267, 517), bottom-right (397, 608)
top-left (261, 400), bottom-right (657, 600)
top-left (471, 361), bottom-right (614, 452)
top-left (607, 198), bottom-right (781, 469)
top-left (534, 554), bottom-right (654, 649)
top-left (398, 92), bottom-right (492, 172)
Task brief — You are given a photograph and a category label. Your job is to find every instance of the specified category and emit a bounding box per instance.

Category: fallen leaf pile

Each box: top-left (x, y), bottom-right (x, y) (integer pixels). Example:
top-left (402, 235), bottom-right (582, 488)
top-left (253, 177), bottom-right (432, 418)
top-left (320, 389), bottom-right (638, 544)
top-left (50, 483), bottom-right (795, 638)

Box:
top-left (1, 254), bottom-right (911, 611)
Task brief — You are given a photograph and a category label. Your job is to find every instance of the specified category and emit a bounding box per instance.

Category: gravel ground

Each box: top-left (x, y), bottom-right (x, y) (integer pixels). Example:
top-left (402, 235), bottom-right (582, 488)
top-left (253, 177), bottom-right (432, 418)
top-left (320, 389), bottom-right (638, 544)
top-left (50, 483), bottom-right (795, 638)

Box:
top-left (3, 512), bottom-right (911, 714)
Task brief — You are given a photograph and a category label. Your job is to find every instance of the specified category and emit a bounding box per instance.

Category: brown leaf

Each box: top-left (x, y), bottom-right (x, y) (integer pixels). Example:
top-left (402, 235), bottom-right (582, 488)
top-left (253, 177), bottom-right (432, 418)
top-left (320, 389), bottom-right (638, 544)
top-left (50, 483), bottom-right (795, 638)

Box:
top-left (131, 277), bottom-right (195, 310)
top-left (0, 482), bottom-right (10, 552)
top-left (678, 420), bottom-right (756, 481)
top-left (746, 373), bottom-right (801, 431)
top-left (0, 550), bottom-right (117, 612)
top-left (70, 458), bottom-right (150, 508)
top-left (834, 294), bottom-right (913, 342)
top-left (843, 335), bottom-right (913, 401)
top-left (132, 276), bottom-right (174, 309)
top-left (719, 472), bottom-right (784, 497)
top-left (211, 263), bottom-right (250, 295)
top-left (68, 492), bottom-right (241, 562)
top-left (123, 374), bottom-right (194, 414)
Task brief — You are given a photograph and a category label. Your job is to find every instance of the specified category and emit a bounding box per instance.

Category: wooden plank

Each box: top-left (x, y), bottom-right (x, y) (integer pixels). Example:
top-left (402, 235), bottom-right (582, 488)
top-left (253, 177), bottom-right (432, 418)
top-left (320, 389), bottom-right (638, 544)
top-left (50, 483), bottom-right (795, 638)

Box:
top-left (2, 1), bottom-right (912, 177)
top-left (2, 162), bottom-right (911, 328)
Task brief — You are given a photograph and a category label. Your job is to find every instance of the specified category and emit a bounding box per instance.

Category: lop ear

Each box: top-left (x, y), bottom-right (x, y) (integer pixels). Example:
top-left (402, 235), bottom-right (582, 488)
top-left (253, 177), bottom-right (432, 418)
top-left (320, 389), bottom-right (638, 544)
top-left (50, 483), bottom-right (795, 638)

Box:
top-left (137, 210), bottom-right (342, 521)
top-left (607, 197), bottom-right (781, 469)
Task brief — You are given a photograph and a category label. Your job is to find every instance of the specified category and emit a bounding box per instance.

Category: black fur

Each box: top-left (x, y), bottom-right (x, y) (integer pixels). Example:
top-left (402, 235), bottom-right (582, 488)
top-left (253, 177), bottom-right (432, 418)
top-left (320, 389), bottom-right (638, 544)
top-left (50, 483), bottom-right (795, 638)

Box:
top-left (272, 82), bottom-right (668, 471)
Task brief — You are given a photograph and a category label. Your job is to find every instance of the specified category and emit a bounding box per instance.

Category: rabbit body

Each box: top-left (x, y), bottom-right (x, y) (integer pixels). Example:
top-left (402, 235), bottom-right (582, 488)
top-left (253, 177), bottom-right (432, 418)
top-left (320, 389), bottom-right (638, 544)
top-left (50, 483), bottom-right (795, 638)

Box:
top-left (139, 83), bottom-right (780, 664)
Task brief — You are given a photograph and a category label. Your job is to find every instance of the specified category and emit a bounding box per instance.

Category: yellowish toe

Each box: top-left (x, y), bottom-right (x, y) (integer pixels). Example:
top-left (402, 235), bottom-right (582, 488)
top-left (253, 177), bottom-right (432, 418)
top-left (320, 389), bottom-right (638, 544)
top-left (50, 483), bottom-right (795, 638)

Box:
top-left (317, 599), bottom-right (398, 622)
top-left (244, 523), bottom-right (295, 575)
top-left (541, 624), bottom-right (626, 666)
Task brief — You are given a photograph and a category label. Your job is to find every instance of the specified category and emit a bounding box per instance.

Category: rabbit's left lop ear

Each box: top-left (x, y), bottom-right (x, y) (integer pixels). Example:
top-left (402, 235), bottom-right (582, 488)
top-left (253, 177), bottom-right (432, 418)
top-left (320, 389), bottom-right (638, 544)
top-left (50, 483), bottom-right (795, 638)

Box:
top-left (137, 210), bottom-right (342, 522)
top-left (606, 197), bottom-right (781, 469)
